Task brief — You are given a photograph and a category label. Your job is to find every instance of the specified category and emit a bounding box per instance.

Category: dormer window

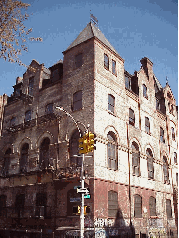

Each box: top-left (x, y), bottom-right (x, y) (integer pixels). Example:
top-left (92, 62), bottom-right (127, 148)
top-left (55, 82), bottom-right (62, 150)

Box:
top-left (25, 110), bottom-right (31, 122)
top-left (28, 77), bottom-right (34, 96)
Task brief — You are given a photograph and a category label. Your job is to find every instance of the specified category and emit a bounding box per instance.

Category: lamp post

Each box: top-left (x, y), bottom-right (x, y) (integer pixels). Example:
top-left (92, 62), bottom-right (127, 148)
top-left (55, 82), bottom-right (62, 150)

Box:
top-left (56, 106), bottom-right (87, 238)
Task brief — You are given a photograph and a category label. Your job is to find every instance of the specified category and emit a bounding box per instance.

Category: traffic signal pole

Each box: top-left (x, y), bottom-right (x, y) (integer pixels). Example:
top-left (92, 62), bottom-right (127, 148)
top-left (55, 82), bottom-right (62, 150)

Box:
top-left (80, 153), bottom-right (85, 238)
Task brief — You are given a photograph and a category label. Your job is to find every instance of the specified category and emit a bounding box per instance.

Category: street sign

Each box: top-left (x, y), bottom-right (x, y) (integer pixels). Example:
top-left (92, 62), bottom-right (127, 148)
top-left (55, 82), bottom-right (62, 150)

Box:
top-left (84, 194), bottom-right (91, 199)
top-left (77, 188), bottom-right (89, 194)
top-left (74, 185), bottom-right (81, 189)
top-left (70, 197), bottom-right (81, 202)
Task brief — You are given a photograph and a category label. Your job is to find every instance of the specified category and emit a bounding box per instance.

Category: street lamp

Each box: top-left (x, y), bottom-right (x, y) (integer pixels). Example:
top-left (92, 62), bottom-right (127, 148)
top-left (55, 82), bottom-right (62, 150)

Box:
top-left (56, 106), bottom-right (88, 238)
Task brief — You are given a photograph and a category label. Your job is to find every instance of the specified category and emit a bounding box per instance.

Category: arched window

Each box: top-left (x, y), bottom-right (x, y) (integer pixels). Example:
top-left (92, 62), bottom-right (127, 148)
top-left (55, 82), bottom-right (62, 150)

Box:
top-left (20, 143), bottom-right (29, 173)
top-left (149, 196), bottom-right (156, 216)
top-left (70, 130), bottom-right (82, 167)
top-left (0, 195), bottom-right (7, 217)
top-left (107, 132), bottom-right (117, 170)
top-left (108, 191), bottom-right (118, 217)
top-left (134, 194), bottom-right (142, 218)
top-left (146, 149), bottom-right (154, 179)
top-left (3, 148), bottom-right (11, 176)
top-left (163, 156), bottom-right (169, 183)
top-left (132, 142), bottom-right (140, 176)
top-left (39, 137), bottom-right (50, 170)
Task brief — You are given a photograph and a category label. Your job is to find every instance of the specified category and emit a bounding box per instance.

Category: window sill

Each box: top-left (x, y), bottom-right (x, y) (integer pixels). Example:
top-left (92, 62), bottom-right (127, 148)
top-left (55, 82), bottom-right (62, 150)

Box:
top-left (108, 110), bottom-right (116, 117)
top-left (72, 107), bottom-right (83, 112)
top-left (145, 131), bottom-right (151, 135)
top-left (108, 167), bottom-right (118, 171)
top-left (143, 96), bottom-right (148, 100)
top-left (104, 66), bottom-right (109, 71)
top-left (112, 72), bottom-right (117, 77)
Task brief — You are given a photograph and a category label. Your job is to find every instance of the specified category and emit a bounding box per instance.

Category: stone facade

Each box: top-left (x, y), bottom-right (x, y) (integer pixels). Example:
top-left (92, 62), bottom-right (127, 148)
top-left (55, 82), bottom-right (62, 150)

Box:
top-left (0, 22), bottom-right (178, 238)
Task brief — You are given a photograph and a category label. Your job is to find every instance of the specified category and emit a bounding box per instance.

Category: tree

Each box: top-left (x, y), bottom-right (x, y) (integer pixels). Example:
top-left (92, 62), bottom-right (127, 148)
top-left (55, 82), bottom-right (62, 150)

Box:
top-left (0, 0), bottom-right (42, 67)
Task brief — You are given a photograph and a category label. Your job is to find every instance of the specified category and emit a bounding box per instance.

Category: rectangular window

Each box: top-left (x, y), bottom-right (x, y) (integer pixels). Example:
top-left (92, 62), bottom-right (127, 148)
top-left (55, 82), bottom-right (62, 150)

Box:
top-left (143, 84), bottom-right (148, 99)
top-left (104, 54), bottom-right (109, 70)
top-left (73, 91), bottom-right (82, 111)
top-left (46, 103), bottom-right (53, 114)
top-left (145, 117), bottom-right (150, 134)
top-left (176, 173), bottom-right (178, 186)
top-left (129, 108), bottom-right (135, 126)
top-left (10, 117), bottom-right (16, 127)
top-left (171, 127), bottom-right (175, 141)
top-left (75, 53), bottom-right (83, 68)
top-left (108, 94), bottom-right (115, 113)
top-left (108, 191), bottom-right (118, 217)
top-left (25, 110), bottom-right (31, 122)
top-left (15, 194), bottom-right (25, 218)
top-left (174, 152), bottom-right (177, 164)
top-left (125, 76), bottom-right (131, 90)
top-left (160, 127), bottom-right (165, 143)
top-left (166, 199), bottom-right (172, 218)
top-left (134, 195), bottom-right (142, 218)
top-left (156, 98), bottom-right (160, 110)
top-left (112, 60), bottom-right (116, 75)
top-left (28, 77), bottom-right (34, 96)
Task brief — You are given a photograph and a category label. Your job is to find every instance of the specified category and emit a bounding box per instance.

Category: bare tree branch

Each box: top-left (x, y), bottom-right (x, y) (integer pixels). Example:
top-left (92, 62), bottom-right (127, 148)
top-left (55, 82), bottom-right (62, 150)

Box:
top-left (0, 0), bottom-right (42, 68)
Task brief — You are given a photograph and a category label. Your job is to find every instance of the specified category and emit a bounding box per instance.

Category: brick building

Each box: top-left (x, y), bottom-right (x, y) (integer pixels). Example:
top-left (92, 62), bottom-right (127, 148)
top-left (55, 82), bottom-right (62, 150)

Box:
top-left (0, 21), bottom-right (178, 238)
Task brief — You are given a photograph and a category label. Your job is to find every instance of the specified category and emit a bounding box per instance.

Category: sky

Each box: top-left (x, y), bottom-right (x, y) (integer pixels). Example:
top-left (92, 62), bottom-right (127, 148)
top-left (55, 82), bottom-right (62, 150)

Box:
top-left (0, 0), bottom-right (178, 102)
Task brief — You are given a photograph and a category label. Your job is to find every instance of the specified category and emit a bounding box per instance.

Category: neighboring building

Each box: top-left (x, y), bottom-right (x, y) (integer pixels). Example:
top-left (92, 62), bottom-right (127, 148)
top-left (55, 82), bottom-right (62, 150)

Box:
top-left (0, 22), bottom-right (178, 238)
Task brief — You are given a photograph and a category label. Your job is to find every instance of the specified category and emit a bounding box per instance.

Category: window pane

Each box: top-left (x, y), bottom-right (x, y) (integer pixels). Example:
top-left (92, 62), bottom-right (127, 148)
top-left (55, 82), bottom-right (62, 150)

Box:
top-left (134, 195), bottom-right (142, 218)
top-left (46, 103), bottom-right (53, 114)
top-left (73, 91), bottom-right (82, 111)
top-left (28, 77), bottom-right (34, 96)
top-left (104, 54), bottom-right (109, 69)
top-left (108, 191), bottom-right (118, 217)
top-left (25, 110), bottom-right (31, 122)
top-left (75, 53), bottom-right (82, 68)
top-left (112, 60), bottom-right (116, 75)
top-left (166, 199), bottom-right (172, 218)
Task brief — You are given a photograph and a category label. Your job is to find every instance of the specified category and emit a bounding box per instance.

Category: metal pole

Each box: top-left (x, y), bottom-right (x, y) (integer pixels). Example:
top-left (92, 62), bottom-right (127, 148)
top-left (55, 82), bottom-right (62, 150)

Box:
top-left (80, 153), bottom-right (85, 238)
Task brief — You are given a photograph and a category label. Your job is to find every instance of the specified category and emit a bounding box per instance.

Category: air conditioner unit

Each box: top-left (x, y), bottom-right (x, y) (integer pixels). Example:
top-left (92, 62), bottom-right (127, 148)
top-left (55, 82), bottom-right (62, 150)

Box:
top-left (34, 206), bottom-right (45, 218)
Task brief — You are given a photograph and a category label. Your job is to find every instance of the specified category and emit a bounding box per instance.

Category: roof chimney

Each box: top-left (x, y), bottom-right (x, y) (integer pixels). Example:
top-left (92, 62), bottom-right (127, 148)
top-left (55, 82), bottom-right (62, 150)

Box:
top-left (140, 57), bottom-right (153, 81)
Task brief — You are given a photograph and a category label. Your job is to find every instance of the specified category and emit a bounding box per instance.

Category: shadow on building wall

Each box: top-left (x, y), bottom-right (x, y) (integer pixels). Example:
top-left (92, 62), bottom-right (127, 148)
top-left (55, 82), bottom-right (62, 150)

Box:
top-left (104, 208), bottom-right (135, 238)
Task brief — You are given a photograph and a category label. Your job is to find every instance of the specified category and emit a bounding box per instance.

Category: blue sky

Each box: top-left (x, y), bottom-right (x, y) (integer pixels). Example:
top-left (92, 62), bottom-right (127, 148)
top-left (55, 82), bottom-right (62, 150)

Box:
top-left (0, 0), bottom-right (178, 102)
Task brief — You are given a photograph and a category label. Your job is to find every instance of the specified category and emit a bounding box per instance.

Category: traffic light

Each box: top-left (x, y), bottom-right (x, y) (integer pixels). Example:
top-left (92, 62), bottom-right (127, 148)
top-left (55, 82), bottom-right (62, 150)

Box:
top-left (84, 206), bottom-right (90, 215)
top-left (87, 132), bottom-right (96, 152)
top-left (79, 135), bottom-right (88, 154)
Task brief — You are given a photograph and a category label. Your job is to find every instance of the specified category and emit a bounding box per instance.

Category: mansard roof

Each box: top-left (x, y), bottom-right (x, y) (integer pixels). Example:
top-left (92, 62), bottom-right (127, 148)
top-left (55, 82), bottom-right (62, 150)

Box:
top-left (65, 22), bottom-right (119, 55)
